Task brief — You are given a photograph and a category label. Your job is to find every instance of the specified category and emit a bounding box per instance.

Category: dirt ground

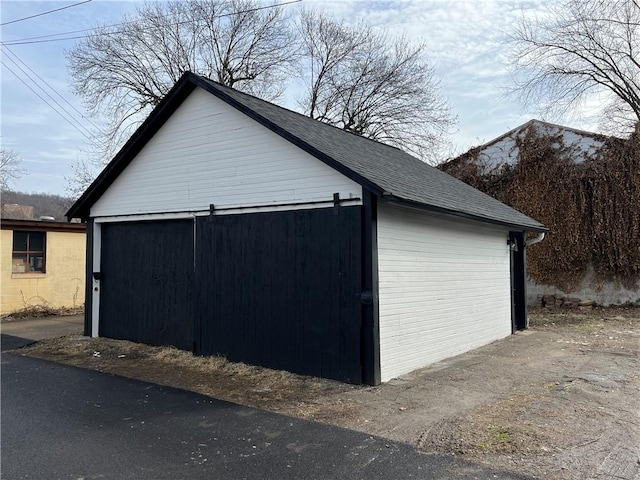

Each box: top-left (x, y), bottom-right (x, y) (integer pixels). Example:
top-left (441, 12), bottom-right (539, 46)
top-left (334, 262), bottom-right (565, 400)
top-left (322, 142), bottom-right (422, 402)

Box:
top-left (15, 307), bottom-right (640, 480)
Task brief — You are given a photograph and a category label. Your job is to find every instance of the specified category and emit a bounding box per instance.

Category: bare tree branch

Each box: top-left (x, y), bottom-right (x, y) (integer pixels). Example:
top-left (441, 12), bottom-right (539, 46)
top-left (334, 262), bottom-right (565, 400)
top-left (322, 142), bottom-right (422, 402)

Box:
top-left (296, 10), bottom-right (455, 163)
top-left (66, 0), bottom-right (295, 174)
top-left (0, 148), bottom-right (26, 191)
top-left (66, 3), bottom-right (457, 196)
top-left (508, 0), bottom-right (640, 133)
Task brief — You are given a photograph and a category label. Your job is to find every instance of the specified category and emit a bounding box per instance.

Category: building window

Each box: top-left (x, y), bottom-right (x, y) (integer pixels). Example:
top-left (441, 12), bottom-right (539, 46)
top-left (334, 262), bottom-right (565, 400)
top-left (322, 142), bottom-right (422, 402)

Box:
top-left (12, 231), bottom-right (46, 273)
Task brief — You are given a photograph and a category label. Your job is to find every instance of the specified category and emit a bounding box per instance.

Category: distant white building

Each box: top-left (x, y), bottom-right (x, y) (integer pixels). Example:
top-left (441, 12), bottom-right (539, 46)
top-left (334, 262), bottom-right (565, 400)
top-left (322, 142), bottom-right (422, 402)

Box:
top-left (470, 119), bottom-right (609, 174)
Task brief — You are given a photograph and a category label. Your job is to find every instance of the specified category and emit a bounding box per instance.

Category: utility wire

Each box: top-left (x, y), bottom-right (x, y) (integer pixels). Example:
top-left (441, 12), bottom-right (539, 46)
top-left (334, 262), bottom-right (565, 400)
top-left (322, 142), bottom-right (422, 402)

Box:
top-left (1, 0), bottom-right (301, 46)
top-left (1, 60), bottom-right (92, 140)
top-left (2, 52), bottom-right (94, 137)
top-left (1, 44), bottom-right (102, 133)
top-left (1, 0), bottom-right (92, 27)
top-left (1, 7), bottom-right (194, 43)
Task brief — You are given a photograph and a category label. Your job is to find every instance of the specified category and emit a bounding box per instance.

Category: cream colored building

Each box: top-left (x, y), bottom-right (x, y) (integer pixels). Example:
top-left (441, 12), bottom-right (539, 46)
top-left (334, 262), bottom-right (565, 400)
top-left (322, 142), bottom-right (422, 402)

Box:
top-left (1, 219), bottom-right (86, 315)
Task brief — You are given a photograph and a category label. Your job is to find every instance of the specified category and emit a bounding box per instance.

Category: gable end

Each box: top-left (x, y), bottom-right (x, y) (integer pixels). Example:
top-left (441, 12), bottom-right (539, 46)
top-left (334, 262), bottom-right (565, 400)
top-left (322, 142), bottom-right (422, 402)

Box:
top-left (68, 73), bottom-right (380, 221)
top-left (190, 76), bottom-right (384, 196)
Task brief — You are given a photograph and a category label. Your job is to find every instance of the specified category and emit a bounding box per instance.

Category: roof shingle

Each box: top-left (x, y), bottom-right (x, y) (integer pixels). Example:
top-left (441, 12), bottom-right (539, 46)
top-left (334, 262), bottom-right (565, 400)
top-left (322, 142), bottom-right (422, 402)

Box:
top-left (196, 75), bottom-right (545, 231)
top-left (68, 72), bottom-right (546, 232)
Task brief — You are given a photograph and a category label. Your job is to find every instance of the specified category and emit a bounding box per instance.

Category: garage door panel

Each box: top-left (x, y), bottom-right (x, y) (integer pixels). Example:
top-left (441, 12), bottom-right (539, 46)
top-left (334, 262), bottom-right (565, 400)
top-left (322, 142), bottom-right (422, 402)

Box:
top-left (196, 207), bottom-right (362, 383)
top-left (99, 220), bottom-right (194, 350)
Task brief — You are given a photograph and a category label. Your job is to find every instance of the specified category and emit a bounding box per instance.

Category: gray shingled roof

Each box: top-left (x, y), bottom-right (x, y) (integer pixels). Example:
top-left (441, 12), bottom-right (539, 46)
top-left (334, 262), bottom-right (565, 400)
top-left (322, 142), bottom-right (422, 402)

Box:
top-left (198, 75), bottom-right (545, 232)
top-left (68, 71), bottom-right (545, 231)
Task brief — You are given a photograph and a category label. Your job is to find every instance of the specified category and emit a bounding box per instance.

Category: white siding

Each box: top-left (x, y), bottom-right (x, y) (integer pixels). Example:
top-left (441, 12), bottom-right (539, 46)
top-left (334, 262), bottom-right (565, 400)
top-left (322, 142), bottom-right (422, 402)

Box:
top-left (91, 88), bottom-right (362, 217)
top-left (377, 205), bottom-right (512, 382)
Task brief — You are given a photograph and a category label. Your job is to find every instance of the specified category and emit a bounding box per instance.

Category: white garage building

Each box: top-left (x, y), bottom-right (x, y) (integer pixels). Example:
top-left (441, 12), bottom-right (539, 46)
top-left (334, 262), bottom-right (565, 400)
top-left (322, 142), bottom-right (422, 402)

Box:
top-left (68, 72), bottom-right (546, 385)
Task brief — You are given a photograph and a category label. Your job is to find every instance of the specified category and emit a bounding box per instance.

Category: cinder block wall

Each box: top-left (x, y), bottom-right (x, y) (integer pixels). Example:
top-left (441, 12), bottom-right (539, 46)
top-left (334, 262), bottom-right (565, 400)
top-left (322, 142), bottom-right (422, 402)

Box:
top-left (1, 230), bottom-right (86, 314)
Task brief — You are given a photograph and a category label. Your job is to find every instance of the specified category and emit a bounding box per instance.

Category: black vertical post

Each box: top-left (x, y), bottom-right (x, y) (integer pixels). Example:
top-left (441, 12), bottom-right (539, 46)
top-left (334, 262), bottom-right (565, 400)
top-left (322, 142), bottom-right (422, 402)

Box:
top-left (509, 231), bottom-right (527, 331)
top-left (361, 191), bottom-right (380, 385)
top-left (83, 218), bottom-right (94, 337)
top-left (192, 216), bottom-right (201, 355)
top-left (521, 236), bottom-right (528, 329)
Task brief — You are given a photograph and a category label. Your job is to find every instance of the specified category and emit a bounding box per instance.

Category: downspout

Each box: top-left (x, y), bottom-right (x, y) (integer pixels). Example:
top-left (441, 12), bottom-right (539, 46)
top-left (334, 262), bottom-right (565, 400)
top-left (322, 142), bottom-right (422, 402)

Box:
top-left (520, 231), bottom-right (545, 329)
top-left (526, 232), bottom-right (545, 247)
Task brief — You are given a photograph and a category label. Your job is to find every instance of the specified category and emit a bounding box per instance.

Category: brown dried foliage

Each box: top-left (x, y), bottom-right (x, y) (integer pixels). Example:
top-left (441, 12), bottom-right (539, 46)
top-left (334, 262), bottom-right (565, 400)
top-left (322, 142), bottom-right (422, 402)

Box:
top-left (440, 125), bottom-right (640, 291)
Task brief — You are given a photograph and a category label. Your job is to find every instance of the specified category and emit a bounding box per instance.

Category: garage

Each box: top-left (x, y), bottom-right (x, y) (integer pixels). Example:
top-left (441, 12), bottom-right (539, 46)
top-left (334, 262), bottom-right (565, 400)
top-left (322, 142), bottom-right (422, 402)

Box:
top-left (69, 72), bottom-right (545, 385)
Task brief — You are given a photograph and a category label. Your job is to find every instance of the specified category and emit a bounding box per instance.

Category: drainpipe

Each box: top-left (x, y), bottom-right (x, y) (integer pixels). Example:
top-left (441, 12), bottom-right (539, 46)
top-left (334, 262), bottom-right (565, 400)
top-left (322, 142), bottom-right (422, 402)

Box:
top-left (525, 232), bottom-right (545, 247)
top-left (519, 231), bottom-right (545, 330)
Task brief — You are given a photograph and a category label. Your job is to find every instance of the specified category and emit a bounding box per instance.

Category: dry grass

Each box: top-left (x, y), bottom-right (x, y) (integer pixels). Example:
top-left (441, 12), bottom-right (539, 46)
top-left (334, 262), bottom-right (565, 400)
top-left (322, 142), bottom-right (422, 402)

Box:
top-left (2, 305), bottom-right (84, 320)
top-left (418, 390), bottom-right (576, 457)
top-left (21, 335), bottom-right (357, 416)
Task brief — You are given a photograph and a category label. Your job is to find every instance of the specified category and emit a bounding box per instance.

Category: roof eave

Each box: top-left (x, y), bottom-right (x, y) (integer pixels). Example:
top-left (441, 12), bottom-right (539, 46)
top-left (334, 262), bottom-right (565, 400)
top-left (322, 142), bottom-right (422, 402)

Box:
top-left (1, 218), bottom-right (87, 233)
top-left (383, 195), bottom-right (548, 233)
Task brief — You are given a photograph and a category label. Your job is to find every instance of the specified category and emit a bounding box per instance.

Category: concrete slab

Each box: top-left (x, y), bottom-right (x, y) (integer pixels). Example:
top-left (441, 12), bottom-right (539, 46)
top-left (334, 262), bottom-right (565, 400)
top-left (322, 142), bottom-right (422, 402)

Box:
top-left (0, 315), bottom-right (83, 346)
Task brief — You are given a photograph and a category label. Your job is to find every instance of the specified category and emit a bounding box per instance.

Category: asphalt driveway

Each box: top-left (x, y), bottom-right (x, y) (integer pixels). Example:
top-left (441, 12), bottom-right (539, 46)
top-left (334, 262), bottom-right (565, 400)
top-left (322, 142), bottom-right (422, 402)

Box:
top-left (1, 353), bottom-right (530, 480)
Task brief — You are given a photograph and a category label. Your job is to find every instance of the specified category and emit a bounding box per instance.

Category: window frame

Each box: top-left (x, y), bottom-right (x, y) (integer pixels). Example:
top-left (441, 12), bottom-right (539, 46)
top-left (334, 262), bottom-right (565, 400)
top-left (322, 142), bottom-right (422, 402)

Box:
top-left (12, 230), bottom-right (47, 274)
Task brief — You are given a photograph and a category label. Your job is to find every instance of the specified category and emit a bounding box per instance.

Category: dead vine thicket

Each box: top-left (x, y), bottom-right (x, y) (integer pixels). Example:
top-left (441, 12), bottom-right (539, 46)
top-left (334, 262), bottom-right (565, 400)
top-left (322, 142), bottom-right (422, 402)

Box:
top-left (439, 124), bottom-right (640, 291)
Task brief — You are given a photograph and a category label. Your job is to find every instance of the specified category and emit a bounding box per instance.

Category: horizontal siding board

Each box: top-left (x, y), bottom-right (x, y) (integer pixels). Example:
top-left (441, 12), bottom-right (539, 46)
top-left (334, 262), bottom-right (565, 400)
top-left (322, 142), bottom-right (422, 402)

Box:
top-left (377, 205), bottom-right (512, 382)
top-left (91, 88), bottom-right (362, 217)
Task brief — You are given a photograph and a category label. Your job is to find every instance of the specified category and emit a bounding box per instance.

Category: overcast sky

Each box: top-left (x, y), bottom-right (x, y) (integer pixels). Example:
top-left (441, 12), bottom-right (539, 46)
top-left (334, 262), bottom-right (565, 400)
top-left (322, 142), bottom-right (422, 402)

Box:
top-left (0, 0), bottom-right (601, 196)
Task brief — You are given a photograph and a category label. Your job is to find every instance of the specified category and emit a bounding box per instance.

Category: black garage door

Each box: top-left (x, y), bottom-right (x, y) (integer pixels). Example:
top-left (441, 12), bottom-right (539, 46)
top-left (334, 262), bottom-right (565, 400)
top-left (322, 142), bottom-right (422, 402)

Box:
top-left (98, 207), bottom-right (363, 383)
top-left (100, 220), bottom-right (195, 350)
top-left (196, 207), bottom-right (363, 383)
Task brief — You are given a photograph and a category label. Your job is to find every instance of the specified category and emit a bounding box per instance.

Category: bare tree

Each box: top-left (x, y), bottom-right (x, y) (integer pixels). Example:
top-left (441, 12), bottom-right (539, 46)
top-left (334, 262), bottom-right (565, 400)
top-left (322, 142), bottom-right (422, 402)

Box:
top-left (0, 148), bottom-right (25, 191)
top-left (67, 2), bottom-right (455, 193)
top-left (65, 157), bottom-right (100, 200)
top-left (296, 10), bottom-right (455, 163)
top-left (66, 0), bottom-right (295, 165)
top-left (509, 0), bottom-right (640, 132)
